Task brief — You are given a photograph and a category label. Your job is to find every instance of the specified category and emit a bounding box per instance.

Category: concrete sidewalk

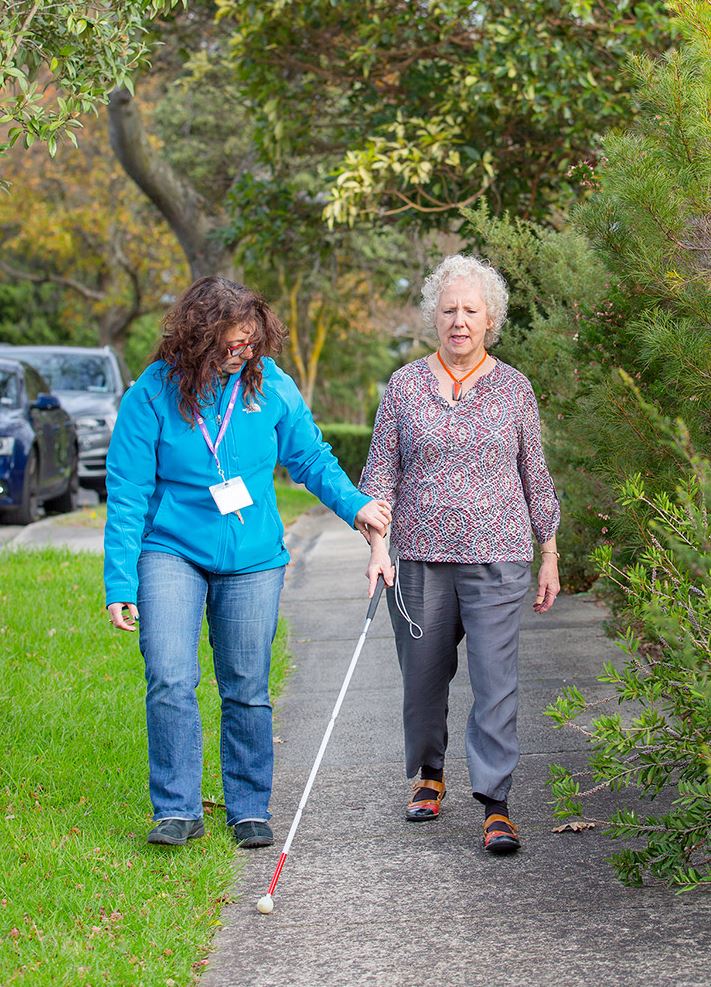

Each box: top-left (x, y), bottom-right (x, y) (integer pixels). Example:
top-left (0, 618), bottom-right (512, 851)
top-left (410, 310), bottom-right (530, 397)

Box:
top-left (203, 511), bottom-right (710, 987)
top-left (5, 512), bottom-right (104, 552)
top-left (1, 489), bottom-right (103, 552)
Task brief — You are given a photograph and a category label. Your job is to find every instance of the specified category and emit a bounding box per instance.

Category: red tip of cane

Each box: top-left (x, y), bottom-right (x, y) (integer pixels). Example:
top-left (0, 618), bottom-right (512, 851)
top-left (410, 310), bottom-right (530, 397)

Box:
top-left (267, 851), bottom-right (288, 897)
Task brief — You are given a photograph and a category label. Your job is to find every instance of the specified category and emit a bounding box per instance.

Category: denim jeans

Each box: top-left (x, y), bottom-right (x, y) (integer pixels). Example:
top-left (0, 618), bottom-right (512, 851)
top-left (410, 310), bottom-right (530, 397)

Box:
top-left (136, 551), bottom-right (285, 825)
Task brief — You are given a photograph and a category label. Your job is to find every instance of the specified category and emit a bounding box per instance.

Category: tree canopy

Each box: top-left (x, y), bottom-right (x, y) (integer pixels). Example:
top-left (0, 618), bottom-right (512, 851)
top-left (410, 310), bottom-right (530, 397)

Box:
top-left (0, 108), bottom-right (187, 351)
top-left (217, 0), bottom-right (670, 226)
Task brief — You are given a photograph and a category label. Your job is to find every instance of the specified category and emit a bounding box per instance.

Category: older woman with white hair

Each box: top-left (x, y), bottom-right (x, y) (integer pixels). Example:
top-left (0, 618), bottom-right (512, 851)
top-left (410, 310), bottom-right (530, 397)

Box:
top-left (361, 253), bottom-right (560, 854)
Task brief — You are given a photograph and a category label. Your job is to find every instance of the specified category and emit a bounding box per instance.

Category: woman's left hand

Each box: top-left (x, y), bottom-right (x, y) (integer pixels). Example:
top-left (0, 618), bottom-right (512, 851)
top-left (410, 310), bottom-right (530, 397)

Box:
top-left (533, 557), bottom-right (560, 613)
top-left (355, 499), bottom-right (392, 542)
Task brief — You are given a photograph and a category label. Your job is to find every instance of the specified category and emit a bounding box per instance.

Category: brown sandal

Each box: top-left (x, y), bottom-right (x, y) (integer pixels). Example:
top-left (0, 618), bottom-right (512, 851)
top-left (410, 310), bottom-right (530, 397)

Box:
top-left (483, 813), bottom-right (521, 854)
top-left (405, 777), bottom-right (446, 822)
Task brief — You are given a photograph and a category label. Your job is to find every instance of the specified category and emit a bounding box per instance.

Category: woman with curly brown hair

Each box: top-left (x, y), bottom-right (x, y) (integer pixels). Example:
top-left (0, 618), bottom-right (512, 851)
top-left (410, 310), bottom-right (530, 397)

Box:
top-left (104, 276), bottom-right (391, 849)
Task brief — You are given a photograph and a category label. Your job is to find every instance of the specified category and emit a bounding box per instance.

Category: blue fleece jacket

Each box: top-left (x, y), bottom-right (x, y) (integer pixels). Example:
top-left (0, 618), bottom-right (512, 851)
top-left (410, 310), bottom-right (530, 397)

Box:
top-left (103, 358), bottom-right (370, 606)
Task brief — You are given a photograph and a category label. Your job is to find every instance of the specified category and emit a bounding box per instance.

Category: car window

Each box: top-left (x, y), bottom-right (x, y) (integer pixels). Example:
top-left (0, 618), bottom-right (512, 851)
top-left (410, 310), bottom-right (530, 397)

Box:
top-left (0, 369), bottom-right (20, 408)
top-left (18, 353), bottom-right (115, 393)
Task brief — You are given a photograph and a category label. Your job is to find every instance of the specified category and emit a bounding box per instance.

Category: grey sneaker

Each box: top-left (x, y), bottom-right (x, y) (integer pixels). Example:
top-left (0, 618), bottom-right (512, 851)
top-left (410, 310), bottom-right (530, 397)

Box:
top-left (147, 817), bottom-right (205, 845)
top-left (232, 820), bottom-right (274, 849)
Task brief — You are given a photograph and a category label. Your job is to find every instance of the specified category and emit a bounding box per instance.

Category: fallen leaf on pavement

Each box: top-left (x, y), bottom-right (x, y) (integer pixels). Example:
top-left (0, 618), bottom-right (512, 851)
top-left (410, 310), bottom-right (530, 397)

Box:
top-left (552, 821), bottom-right (597, 833)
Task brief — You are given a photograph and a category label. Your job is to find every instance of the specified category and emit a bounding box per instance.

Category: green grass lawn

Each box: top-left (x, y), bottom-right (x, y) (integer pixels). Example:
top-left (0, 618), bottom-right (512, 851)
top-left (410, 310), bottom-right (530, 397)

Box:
top-left (272, 479), bottom-right (319, 527)
top-left (0, 483), bottom-right (316, 986)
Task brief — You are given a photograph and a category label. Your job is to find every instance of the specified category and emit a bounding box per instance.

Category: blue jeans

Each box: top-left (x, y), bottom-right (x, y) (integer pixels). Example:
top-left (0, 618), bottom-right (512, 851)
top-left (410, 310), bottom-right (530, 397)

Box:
top-left (136, 551), bottom-right (285, 825)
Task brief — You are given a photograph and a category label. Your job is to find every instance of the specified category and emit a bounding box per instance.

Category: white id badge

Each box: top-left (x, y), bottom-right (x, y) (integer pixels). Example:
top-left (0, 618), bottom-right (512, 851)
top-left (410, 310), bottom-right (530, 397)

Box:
top-left (209, 476), bottom-right (254, 515)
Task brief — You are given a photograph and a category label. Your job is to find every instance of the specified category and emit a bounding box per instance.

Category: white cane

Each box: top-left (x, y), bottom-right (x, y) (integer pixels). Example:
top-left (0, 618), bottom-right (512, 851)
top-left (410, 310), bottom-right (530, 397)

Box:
top-left (256, 552), bottom-right (395, 914)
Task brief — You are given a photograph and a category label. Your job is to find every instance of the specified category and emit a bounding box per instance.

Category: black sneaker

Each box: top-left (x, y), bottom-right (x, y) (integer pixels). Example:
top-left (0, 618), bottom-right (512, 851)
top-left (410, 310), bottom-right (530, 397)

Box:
top-left (147, 817), bottom-right (205, 846)
top-left (232, 820), bottom-right (274, 849)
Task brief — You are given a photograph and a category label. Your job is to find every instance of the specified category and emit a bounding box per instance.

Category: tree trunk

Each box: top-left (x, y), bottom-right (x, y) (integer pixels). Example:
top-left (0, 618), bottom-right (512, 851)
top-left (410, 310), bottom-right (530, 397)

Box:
top-left (304, 301), bottom-right (329, 408)
top-left (0, 257), bottom-right (142, 351)
top-left (97, 305), bottom-right (137, 351)
top-left (107, 88), bottom-right (234, 280)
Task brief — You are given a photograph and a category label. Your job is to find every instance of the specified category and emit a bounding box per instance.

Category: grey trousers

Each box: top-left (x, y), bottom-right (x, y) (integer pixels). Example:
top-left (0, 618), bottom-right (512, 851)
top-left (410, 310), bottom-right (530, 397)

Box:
top-left (387, 559), bottom-right (531, 801)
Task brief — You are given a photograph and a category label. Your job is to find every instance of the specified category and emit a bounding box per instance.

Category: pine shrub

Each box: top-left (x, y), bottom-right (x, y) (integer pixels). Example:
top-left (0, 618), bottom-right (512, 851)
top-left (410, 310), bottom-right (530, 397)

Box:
top-left (467, 3), bottom-right (711, 889)
top-left (546, 388), bottom-right (710, 891)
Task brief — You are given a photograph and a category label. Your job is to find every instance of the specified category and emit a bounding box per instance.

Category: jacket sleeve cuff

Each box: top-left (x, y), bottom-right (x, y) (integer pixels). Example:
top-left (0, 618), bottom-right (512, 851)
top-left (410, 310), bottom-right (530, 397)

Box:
top-left (345, 491), bottom-right (372, 528)
top-left (105, 583), bottom-right (138, 609)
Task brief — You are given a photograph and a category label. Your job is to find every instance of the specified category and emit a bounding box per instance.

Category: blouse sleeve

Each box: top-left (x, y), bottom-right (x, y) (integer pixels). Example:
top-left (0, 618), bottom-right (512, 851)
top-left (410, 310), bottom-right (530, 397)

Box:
top-left (359, 378), bottom-right (402, 506)
top-left (517, 382), bottom-right (560, 544)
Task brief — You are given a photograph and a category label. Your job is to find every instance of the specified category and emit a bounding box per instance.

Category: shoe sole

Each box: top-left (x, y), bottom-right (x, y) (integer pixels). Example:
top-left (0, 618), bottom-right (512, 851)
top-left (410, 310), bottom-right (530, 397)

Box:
top-left (483, 837), bottom-right (521, 855)
top-left (147, 824), bottom-right (205, 846)
top-left (405, 809), bottom-right (442, 822)
top-left (236, 836), bottom-right (274, 849)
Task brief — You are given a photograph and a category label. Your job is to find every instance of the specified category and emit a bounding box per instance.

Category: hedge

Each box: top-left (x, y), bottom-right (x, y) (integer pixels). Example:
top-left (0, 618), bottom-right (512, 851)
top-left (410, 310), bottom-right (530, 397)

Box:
top-left (319, 423), bottom-right (373, 484)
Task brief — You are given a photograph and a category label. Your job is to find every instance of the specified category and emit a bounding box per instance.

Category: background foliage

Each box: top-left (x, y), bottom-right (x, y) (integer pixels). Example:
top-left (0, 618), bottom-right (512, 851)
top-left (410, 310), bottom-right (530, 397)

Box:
top-left (217, 0), bottom-right (670, 226)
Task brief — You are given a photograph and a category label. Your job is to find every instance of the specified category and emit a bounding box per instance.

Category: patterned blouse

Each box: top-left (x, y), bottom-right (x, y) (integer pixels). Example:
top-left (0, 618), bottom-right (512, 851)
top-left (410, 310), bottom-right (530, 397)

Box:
top-left (359, 358), bottom-right (560, 563)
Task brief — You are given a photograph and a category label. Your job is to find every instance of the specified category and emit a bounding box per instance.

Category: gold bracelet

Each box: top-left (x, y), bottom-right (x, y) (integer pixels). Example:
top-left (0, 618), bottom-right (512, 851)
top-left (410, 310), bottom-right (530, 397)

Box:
top-left (541, 550), bottom-right (560, 558)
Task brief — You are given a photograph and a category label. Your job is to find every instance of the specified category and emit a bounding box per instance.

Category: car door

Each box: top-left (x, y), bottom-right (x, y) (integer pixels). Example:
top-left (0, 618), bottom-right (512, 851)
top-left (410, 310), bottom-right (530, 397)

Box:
top-left (24, 365), bottom-right (64, 489)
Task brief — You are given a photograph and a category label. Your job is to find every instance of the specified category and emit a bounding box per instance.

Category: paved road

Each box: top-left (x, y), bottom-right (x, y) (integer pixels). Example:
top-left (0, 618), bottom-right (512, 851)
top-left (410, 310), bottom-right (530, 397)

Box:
top-left (203, 511), bottom-right (710, 987)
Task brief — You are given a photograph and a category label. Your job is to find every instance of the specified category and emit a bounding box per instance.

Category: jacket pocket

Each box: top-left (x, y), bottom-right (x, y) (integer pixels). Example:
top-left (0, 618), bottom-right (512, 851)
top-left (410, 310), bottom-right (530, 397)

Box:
top-left (150, 487), bottom-right (176, 535)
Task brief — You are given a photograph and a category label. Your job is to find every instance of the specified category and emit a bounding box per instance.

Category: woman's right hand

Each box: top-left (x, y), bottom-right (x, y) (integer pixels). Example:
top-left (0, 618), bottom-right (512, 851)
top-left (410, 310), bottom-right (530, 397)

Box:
top-left (366, 552), bottom-right (395, 598)
top-left (108, 602), bottom-right (139, 632)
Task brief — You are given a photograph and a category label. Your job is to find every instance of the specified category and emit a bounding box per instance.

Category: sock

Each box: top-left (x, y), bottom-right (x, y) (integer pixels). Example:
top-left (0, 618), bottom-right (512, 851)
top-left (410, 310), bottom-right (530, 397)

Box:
top-left (412, 765), bottom-right (444, 802)
top-left (473, 792), bottom-right (513, 833)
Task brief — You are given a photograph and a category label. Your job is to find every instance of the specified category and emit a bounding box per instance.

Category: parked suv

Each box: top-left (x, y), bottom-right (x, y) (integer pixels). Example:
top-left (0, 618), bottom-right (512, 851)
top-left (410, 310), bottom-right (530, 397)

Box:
top-left (0, 345), bottom-right (132, 498)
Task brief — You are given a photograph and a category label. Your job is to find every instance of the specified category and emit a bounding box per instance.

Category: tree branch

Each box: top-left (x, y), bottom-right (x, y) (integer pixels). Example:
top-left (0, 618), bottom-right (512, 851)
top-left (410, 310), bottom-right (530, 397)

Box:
top-left (0, 258), bottom-right (105, 302)
top-left (5, 0), bottom-right (42, 66)
top-left (381, 179), bottom-right (491, 216)
top-left (107, 87), bottom-right (232, 279)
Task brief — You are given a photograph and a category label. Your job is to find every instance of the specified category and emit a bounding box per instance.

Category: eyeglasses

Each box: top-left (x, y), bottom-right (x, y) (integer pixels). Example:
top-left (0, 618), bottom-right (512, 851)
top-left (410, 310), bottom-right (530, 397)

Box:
top-left (226, 339), bottom-right (253, 358)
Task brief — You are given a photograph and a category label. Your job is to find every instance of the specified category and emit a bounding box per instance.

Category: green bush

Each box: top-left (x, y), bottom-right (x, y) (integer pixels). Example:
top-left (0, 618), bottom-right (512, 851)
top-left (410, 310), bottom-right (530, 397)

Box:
top-left (466, 5), bottom-right (711, 891)
top-left (546, 395), bottom-right (710, 892)
top-left (319, 422), bottom-right (373, 484)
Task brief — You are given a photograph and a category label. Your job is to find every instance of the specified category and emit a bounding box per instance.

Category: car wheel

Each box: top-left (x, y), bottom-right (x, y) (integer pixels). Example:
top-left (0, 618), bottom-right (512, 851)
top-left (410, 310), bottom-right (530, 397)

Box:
top-left (44, 446), bottom-right (80, 515)
top-left (12, 449), bottom-right (40, 525)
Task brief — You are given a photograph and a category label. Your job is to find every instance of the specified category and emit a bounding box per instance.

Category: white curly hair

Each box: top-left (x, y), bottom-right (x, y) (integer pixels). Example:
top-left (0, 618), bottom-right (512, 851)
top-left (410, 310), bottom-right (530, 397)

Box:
top-left (420, 254), bottom-right (509, 347)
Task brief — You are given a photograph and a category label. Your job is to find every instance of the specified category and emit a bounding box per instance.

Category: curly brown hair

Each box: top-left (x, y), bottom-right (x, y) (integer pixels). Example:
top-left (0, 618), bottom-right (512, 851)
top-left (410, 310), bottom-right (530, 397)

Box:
top-left (154, 276), bottom-right (287, 421)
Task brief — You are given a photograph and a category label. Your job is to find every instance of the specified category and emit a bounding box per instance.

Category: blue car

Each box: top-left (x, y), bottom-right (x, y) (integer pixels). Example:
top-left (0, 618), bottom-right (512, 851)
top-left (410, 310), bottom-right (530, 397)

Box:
top-left (0, 345), bottom-right (132, 498)
top-left (0, 357), bottom-right (79, 524)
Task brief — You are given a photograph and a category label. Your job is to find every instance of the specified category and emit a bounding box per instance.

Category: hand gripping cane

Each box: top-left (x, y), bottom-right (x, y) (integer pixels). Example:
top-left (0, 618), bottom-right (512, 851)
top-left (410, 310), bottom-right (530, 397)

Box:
top-left (256, 555), bottom-right (394, 914)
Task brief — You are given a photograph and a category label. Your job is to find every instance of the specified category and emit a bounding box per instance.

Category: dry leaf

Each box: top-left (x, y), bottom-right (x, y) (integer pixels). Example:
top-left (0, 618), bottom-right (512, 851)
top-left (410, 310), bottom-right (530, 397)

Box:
top-left (552, 821), bottom-right (597, 833)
